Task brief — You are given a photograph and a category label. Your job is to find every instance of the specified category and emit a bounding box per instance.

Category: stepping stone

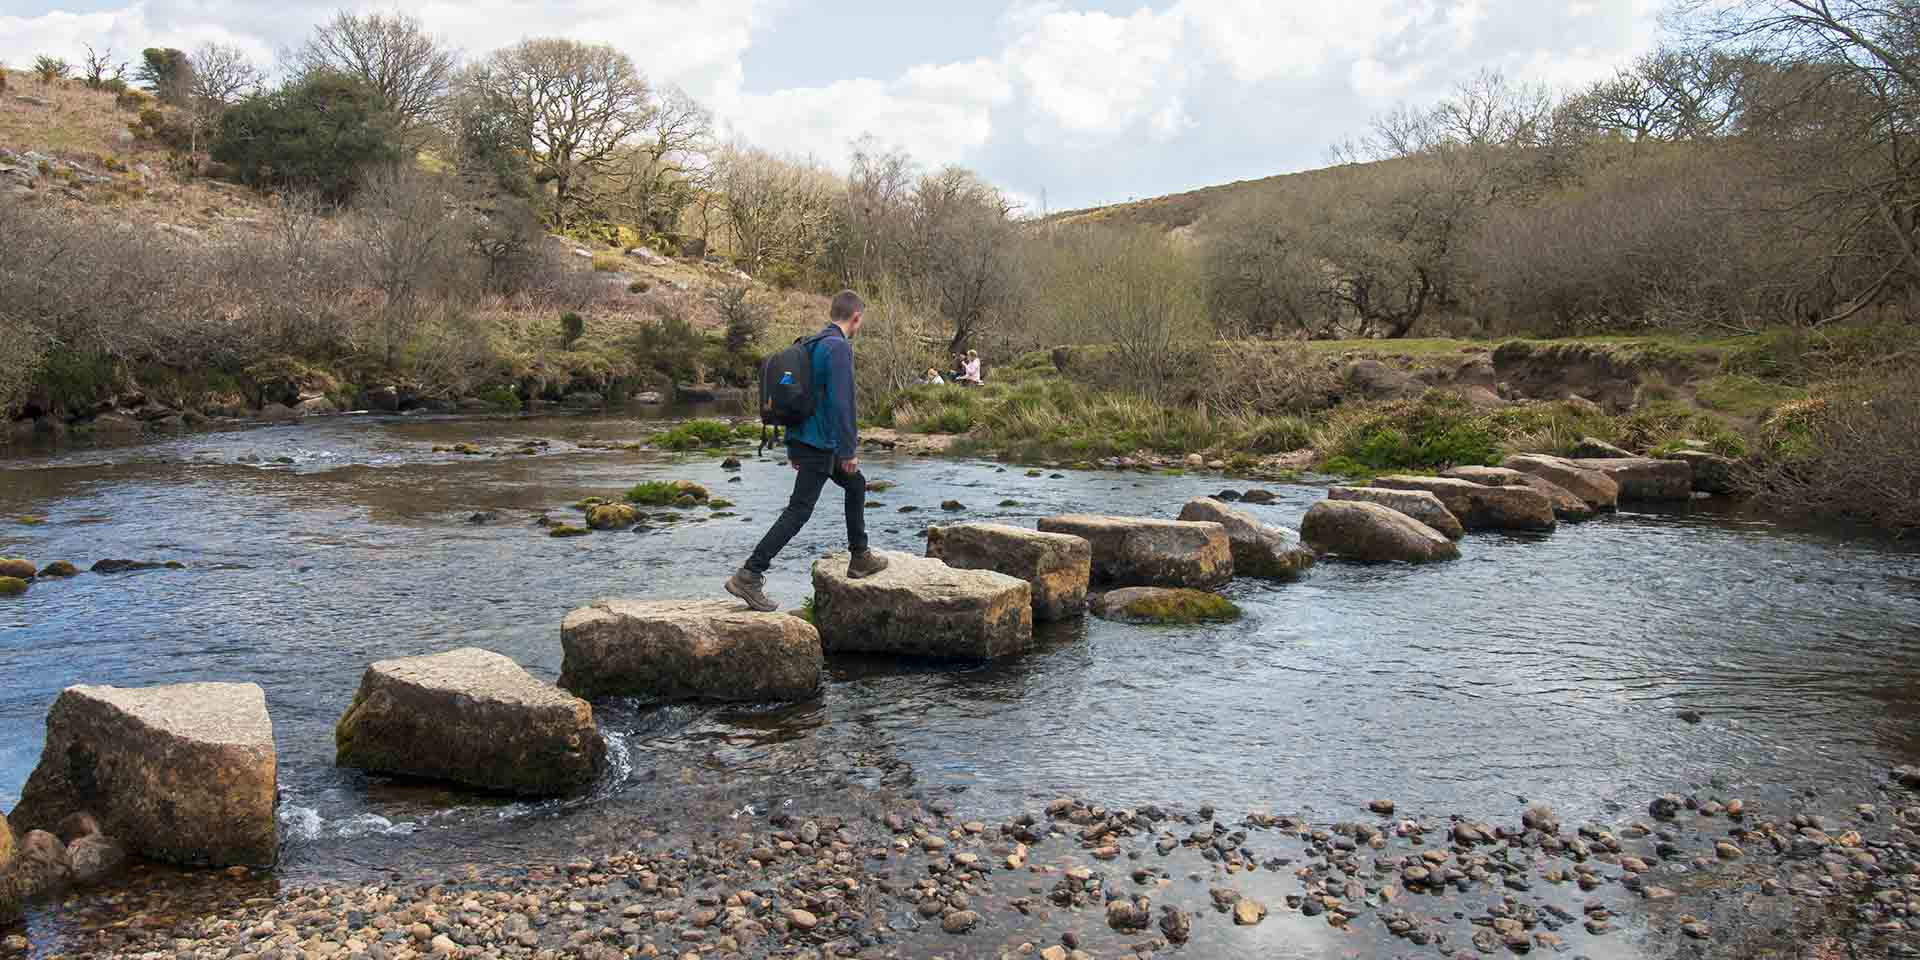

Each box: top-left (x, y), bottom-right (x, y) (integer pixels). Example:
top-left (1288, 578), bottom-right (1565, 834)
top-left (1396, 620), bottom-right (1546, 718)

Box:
top-left (12, 682), bottom-right (278, 867)
top-left (1091, 587), bottom-right (1241, 624)
top-left (811, 551), bottom-right (1033, 659)
top-left (1176, 498), bottom-right (1313, 580)
top-left (1035, 515), bottom-right (1232, 588)
top-left (336, 648), bottom-right (605, 796)
top-left (1444, 466), bottom-right (1594, 521)
top-left (560, 599), bottom-right (822, 702)
top-left (1369, 476), bottom-right (1557, 532)
top-left (1326, 486), bottom-right (1465, 540)
top-left (1666, 450), bottom-right (1737, 495)
top-left (1301, 501), bottom-right (1459, 564)
top-left (1567, 457), bottom-right (1694, 501)
top-left (1502, 454), bottom-right (1620, 509)
top-left (925, 522), bottom-right (1092, 620)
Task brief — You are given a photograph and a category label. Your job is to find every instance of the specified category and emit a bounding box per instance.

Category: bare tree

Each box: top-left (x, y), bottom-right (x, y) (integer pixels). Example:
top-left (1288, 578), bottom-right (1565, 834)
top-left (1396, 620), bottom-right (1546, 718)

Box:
top-left (348, 167), bottom-right (466, 366)
top-left (709, 144), bottom-right (842, 275)
top-left (81, 45), bottom-right (125, 89)
top-left (1562, 46), bottom-right (1757, 144)
top-left (190, 43), bottom-right (262, 105)
top-left (295, 11), bottom-right (457, 139)
top-left (461, 38), bottom-right (652, 226)
top-left (603, 85), bottom-right (711, 234)
top-left (909, 166), bottom-right (1024, 354)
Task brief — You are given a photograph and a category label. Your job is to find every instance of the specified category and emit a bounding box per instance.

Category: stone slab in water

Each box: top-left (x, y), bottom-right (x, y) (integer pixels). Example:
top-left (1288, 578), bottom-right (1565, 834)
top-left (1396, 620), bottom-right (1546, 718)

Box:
top-left (12, 682), bottom-right (277, 867)
top-left (1326, 486), bottom-right (1465, 540)
top-left (1440, 466), bottom-right (1532, 487)
top-left (1175, 498), bottom-right (1313, 580)
top-left (1667, 450), bottom-right (1738, 495)
top-left (336, 648), bottom-right (606, 797)
top-left (925, 522), bottom-right (1092, 621)
top-left (1301, 500), bottom-right (1460, 564)
top-left (1035, 515), bottom-right (1232, 589)
top-left (559, 598), bottom-right (823, 702)
top-left (1445, 466), bottom-right (1594, 521)
top-left (811, 551), bottom-right (1033, 659)
top-left (1568, 457), bottom-right (1693, 501)
top-left (1502, 454), bottom-right (1619, 510)
top-left (1091, 586), bottom-right (1241, 624)
top-left (1369, 476), bottom-right (1557, 532)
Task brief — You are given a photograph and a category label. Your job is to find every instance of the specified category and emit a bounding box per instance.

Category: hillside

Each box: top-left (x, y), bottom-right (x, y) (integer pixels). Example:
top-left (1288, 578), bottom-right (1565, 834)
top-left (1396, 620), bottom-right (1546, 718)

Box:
top-left (1038, 159), bottom-right (1397, 235)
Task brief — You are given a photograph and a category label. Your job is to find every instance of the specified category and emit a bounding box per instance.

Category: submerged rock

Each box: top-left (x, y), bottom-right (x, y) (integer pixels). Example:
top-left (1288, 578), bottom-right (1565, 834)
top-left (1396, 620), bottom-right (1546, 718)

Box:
top-left (1300, 501), bottom-right (1459, 564)
top-left (1176, 497), bottom-right (1314, 580)
top-left (1502, 454), bottom-right (1620, 510)
top-left (1091, 587), bottom-right (1241, 624)
top-left (1326, 486), bottom-right (1464, 540)
top-left (1568, 457), bottom-right (1694, 501)
top-left (1035, 515), bottom-right (1232, 589)
top-left (925, 522), bottom-right (1092, 621)
top-left (36, 561), bottom-right (77, 578)
top-left (559, 599), bottom-right (823, 702)
top-left (12, 682), bottom-right (278, 867)
top-left (811, 551), bottom-right (1033, 659)
top-left (335, 648), bottom-right (606, 796)
top-left (1370, 475), bottom-right (1557, 532)
top-left (0, 576), bottom-right (25, 596)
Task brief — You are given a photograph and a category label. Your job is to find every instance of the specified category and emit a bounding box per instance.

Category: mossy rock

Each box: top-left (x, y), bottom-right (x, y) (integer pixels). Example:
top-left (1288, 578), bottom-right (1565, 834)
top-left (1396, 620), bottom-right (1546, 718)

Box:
top-left (709, 499), bottom-right (735, 509)
top-left (866, 480), bottom-right (897, 493)
top-left (574, 497), bottom-right (610, 511)
top-left (0, 557), bottom-right (34, 580)
top-left (452, 443), bottom-right (485, 456)
top-left (0, 576), bottom-right (27, 596)
top-left (549, 525), bottom-right (592, 538)
top-left (39, 561), bottom-right (79, 578)
top-left (627, 479), bottom-right (711, 506)
top-left (1092, 587), bottom-right (1240, 625)
top-left (587, 503), bottom-right (639, 530)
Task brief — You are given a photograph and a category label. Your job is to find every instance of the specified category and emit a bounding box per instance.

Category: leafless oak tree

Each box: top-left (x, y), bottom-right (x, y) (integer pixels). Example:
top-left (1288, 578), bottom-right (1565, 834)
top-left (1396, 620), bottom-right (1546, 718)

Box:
top-left (295, 11), bottom-right (457, 139)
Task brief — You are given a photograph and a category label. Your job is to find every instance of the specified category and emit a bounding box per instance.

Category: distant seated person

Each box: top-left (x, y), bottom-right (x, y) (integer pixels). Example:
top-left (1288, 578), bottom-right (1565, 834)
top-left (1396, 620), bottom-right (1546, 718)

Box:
top-left (957, 350), bottom-right (984, 385)
top-left (919, 367), bottom-right (945, 386)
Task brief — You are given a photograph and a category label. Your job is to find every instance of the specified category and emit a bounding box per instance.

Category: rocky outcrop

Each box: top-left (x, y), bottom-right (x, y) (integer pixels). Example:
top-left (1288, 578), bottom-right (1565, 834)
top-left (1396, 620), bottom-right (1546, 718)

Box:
top-left (1174, 498), bottom-right (1313, 580)
top-left (1568, 457), bottom-right (1694, 501)
top-left (1091, 587), bottom-right (1241, 624)
top-left (1300, 501), bottom-right (1460, 564)
top-left (1501, 454), bottom-right (1620, 510)
top-left (811, 551), bottom-right (1033, 659)
top-left (1325, 487), bottom-right (1465, 540)
top-left (1668, 450), bottom-right (1739, 495)
top-left (1369, 476), bottom-right (1557, 532)
top-left (559, 599), bottom-right (823, 702)
top-left (336, 648), bottom-right (606, 796)
top-left (925, 523), bottom-right (1092, 620)
top-left (1035, 515), bottom-right (1233, 589)
top-left (12, 682), bottom-right (278, 867)
top-left (1444, 465), bottom-right (1593, 521)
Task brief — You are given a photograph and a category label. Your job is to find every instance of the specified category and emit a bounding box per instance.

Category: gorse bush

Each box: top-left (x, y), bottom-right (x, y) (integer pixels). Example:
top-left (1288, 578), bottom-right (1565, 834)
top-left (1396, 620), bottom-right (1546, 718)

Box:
top-left (212, 70), bottom-right (402, 204)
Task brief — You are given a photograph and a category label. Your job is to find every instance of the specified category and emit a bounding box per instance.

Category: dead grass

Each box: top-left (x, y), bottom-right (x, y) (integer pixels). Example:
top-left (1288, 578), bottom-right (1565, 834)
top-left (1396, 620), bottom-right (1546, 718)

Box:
top-left (0, 76), bottom-right (151, 160)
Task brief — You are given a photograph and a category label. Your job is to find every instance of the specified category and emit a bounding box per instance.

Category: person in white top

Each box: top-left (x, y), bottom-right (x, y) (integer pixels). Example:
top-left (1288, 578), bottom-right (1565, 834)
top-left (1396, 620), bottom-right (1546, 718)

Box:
top-left (919, 368), bottom-right (945, 385)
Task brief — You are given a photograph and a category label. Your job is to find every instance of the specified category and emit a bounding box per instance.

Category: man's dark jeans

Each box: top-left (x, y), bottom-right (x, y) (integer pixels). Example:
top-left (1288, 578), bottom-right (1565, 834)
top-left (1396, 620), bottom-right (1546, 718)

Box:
top-left (745, 442), bottom-right (867, 574)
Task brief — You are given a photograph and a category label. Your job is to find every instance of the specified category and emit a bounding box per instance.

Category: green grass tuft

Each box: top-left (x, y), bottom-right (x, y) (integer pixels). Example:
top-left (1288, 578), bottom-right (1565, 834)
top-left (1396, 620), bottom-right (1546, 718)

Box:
top-left (653, 420), bottom-right (753, 451)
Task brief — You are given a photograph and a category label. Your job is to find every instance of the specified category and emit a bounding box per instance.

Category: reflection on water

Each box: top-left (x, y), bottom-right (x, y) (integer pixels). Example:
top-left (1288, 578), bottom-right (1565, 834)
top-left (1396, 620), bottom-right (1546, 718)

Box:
top-left (3, 413), bottom-right (1920, 885)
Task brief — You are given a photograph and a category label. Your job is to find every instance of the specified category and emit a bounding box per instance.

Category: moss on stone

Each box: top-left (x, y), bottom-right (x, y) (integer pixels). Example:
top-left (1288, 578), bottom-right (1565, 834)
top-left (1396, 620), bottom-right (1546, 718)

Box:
top-left (0, 576), bottom-right (27, 596)
top-left (1117, 590), bottom-right (1240, 624)
top-left (0, 557), bottom-right (34, 580)
top-left (587, 503), bottom-right (639, 530)
top-left (549, 525), bottom-right (591, 538)
top-left (627, 479), bottom-right (711, 506)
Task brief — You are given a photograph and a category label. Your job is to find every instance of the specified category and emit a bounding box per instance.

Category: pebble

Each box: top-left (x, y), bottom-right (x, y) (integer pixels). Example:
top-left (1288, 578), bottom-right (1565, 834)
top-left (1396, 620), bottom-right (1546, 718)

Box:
top-left (942, 910), bottom-right (980, 934)
top-left (1232, 899), bottom-right (1267, 925)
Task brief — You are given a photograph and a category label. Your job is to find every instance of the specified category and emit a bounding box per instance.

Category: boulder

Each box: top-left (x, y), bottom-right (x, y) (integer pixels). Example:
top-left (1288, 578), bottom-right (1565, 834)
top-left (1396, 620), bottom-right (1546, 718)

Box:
top-left (1444, 466), bottom-right (1593, 521)
top-left (66, 834), bottom-right (127, 886)
top-left (1091, 587), bottom-right (1241, 624)
top-left (1501, 454), bottom-right (1620, 510)
top-left (925, 523), bottom-right (1092, 620)
top-left (1326, 487), bottom-right (1465, 540)
top-left (1567, 457), bottom-right (1694, 501)
top-left (811, 551), bottom-right (1033, 659)
top-left (10, 830), bottom-right (68, 900)
top-left (1667, 450), bottom-right (1739, 495)
top-left (1175, 498), bottom-right (1313, 580)
top-left (336, 648), bottom-right (606, 796)
top-left (586, 503), bottom-right (639, 530)
top-left (559, 599), bottom-right (822, 702)
top-left (1300, 501), bottom-right (1459, 564)
top-left (1571, 437), bottom-right (1634, 459)
top-left (1035, 515), bottom-right (1232, 589)
top-left (0, 557), bottom-right (33, 579)
top-left (1439, 465), bottom-right (1531, 487)
top-left (11, 683), bottom-right (277, 867)
top-left (1369, 476), bottom-right (1557, 532)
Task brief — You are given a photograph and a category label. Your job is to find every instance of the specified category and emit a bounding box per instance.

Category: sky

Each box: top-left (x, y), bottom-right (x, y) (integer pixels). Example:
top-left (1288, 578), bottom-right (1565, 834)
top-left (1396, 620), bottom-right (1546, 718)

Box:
top-left (0, 0), bottom-right (1668, 212)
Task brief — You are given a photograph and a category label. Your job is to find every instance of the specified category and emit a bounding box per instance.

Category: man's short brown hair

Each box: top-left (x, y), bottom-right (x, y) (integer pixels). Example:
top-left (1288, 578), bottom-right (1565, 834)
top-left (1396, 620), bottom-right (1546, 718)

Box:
top-left (830, 290), bottom-right (865, 322)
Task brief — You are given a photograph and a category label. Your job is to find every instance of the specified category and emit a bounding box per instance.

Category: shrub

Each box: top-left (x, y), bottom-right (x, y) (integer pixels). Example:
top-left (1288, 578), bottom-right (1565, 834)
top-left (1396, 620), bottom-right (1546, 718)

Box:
top-left (718, 286), bottom-right (767, 356)
top-left (626, 311), bottom-right (714, 387)
top-left (560, 312), bottom-right (585, 347)
top-left (134, 106), bottom-right (194, 152)
top-left (591, 252), bottom-right (625, 273)
top-left (629, 279), bottom-right (650, 294)
top-left (211, 71), bottom-right (402, 204)
top-left (479, 386), bottom-right (520, 412)
top-left (1746, 369), bottom-right (1920, 530)
top-left (1315, 392), bottom-right (1503, 472)
top-left (32, 56), bottom-right (69, 84)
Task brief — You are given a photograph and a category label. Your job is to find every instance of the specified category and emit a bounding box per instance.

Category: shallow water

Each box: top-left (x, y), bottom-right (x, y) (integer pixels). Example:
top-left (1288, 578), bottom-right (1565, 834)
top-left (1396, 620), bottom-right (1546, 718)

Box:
top-left (3, 412), bottom-right (1920, 887)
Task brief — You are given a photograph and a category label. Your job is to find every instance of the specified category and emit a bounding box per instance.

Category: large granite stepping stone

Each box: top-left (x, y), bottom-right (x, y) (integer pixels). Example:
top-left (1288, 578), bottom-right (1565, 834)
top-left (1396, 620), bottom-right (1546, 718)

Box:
top-left (1666, 450), bottom-right (1738, 495)
top-left (1443, 466), bottom-right (1594, 521)
top-left (1568, 457), bottom-right (1693, 501)
top-left (1369, 476), bottom-right (1557, 532)
top-left (811, 551), bottom-right (1033, 659)
top-left (1326, 486), bottom-right (1465, 540)
top-left (560, 599), bottom-right (823, 701)
top-left (1502, 454), bottom-right (1620, 510)
top-left (925, 522), bottom-right (1092, 620)
top-left (1301, 501), bottom-right (1459, 564)
top-left (1175, 498), bottom-right (1313, 580)
top-left (1035, 515), bottom-right (1232, 588)
top-left (12, 682), bottom-right (278, 867)
top-left (336, 648), bottom-right (606, 797)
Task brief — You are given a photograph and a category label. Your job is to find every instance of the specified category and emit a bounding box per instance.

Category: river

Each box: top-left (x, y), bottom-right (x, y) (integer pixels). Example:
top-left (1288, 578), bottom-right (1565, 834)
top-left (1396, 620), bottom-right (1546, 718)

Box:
top-left (3, 411), bottom-right (1920, 896)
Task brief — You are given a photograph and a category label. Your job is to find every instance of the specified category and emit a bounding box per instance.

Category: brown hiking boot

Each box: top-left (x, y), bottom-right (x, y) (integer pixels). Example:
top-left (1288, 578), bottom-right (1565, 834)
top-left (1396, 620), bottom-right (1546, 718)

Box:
top-left (847, 549), bottom-right (889, 580)
top-left (725, 569), bottom-right (777, 612)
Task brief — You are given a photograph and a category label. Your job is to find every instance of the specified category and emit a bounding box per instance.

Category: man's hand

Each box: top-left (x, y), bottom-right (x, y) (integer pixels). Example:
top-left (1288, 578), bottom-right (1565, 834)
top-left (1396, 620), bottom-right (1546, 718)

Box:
top-left (839, 457), bottom-right (859, 475)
